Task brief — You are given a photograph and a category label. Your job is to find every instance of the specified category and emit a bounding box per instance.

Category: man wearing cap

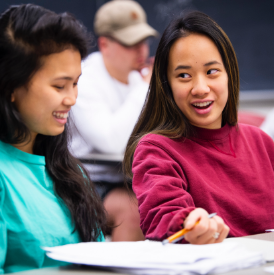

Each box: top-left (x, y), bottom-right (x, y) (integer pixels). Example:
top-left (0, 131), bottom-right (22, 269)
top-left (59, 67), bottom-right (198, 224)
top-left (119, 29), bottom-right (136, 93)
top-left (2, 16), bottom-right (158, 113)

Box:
top-left (71, 0), bottom-right (158, 241)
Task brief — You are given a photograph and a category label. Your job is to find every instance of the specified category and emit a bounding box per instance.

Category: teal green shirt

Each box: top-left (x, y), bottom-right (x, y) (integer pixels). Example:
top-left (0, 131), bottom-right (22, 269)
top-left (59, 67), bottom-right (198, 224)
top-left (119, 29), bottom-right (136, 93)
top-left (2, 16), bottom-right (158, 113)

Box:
top-left (0, 141), bottom-right (104, 274)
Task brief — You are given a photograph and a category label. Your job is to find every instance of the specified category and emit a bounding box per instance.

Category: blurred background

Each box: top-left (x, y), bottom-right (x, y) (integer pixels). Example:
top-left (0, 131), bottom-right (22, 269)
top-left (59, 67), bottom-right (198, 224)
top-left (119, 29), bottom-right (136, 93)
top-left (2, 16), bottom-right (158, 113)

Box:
top-left (1, 0), bottom-right (274, 117)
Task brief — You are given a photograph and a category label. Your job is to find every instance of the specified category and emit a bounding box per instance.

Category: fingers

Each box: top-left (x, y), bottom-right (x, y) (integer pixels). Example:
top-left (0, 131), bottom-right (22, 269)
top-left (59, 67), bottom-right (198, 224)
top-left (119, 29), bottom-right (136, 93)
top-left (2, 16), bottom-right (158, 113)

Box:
top-left (184, 208), bottom-right (209, 243)
top-left (211, 216), bottom-right (230, 243)
top-left (184, 209), bottom-right (230, 245)
top-left (197, 219), bottom-right (218, 244)
top-left (184, 208), bottom-right (209, 230)
top-left (187, 219), bottom-right (217, 244)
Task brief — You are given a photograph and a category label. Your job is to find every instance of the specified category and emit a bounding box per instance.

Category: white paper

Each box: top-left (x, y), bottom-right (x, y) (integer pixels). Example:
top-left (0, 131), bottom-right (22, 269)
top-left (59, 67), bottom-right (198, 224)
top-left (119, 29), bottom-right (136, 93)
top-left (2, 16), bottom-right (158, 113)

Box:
top-left (44, 240), bottom-right (264, 275)
top-left (265, 266), bottom-right (274, 273)
top-left (224, 237), bottom-right (274, 262)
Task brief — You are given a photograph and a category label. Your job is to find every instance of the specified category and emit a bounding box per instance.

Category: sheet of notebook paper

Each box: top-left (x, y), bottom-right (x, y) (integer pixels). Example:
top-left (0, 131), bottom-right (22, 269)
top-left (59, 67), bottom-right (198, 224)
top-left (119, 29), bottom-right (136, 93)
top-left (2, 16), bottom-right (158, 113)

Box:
top-left (44, 240), bottom-right (264, 275)
top-left (265, 266), bottom-right (274, 273)
top-left (224, 237), bottom-right (274, 262)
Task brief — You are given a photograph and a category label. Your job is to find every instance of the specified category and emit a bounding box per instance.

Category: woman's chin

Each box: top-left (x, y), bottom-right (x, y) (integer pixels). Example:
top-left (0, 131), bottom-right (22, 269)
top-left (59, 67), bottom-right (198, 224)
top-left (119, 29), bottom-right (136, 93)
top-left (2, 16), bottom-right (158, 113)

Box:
top-left (43, 127), bottom-right (65, 136)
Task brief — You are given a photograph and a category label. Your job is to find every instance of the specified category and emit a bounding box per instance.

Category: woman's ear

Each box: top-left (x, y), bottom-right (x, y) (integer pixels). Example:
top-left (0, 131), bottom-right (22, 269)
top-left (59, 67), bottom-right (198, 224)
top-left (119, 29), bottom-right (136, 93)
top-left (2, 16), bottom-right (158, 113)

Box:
top-left (11, 86), bottom-right (24, 103)
top-left (11, 92), bottom-right (15, 102)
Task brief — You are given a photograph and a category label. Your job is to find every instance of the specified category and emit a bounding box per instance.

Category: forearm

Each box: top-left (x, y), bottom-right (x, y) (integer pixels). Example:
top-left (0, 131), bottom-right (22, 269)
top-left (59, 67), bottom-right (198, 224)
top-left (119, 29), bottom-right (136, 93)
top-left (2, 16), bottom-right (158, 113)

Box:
top-left (132, 141), bottom-right (196, 241)
top-left (140, 203), bottom-right (195, 241)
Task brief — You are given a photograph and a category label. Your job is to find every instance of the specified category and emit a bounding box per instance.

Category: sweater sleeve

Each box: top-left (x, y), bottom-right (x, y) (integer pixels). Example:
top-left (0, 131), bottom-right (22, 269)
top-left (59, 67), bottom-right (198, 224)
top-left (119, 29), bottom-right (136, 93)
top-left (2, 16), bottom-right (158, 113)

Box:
top-left (0, 174), bottom-right (7, 274)
top-left (132, 140), bottom-right (195, 241)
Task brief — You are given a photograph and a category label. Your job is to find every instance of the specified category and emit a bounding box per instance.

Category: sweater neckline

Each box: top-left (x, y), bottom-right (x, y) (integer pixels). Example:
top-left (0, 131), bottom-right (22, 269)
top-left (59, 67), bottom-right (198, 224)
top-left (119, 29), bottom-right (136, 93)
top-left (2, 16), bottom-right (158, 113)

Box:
top-left (0, 140), bottom-right (46, 165)
top-left (190, 123), bottom-right (230, 141)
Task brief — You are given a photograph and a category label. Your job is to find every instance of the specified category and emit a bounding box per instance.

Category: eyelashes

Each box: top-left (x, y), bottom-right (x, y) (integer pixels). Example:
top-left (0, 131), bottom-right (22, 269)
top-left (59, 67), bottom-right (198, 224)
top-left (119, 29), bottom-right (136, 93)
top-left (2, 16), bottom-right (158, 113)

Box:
top-left (178, 69), bottom-right (219, 79)
top-left (54, 86), bottom-right (64, 90)
top-left (54, 83), bottom-right (78, 90)
top-left (207, 69), bottom-right (218, 75)
top-left (179, 73), bottom-right (191, 78)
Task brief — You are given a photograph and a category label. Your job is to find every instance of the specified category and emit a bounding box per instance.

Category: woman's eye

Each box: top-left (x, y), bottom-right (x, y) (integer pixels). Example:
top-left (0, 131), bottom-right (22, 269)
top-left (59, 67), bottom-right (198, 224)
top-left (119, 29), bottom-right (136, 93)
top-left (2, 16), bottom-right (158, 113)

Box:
top-left (179, 73), bottom-right (191, 78)
top-left (73, 82), bottom-right (78, 87)
top-left (207, 69), bottom-right (218, 75)
top-left (54, 86), bottom-right (64, 90)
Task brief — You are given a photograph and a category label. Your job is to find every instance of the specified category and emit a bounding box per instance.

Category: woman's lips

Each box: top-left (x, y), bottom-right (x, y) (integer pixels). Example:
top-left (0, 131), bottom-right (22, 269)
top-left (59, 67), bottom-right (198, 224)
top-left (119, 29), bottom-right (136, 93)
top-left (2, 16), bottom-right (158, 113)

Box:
top-left (191, 101), bottom-right (214, 115)
top-left (53, 116), bottom-right (67, 124)
top-left (52, 111), bottom-right (69, 125)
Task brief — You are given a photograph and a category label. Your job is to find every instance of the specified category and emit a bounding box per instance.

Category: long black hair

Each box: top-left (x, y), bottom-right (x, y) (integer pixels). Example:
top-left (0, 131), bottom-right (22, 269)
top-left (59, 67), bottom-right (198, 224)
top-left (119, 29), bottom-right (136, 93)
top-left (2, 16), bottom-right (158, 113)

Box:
top-left (124, 11), bottom-right (239, 179)
top-left (0, 4), bottom-right (107, 241)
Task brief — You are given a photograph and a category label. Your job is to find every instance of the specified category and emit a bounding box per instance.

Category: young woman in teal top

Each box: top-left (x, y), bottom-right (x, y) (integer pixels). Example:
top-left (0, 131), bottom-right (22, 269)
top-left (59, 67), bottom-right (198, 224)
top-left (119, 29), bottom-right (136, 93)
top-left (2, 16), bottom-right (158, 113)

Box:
top-left (0, 4), bottom-right (107, 273)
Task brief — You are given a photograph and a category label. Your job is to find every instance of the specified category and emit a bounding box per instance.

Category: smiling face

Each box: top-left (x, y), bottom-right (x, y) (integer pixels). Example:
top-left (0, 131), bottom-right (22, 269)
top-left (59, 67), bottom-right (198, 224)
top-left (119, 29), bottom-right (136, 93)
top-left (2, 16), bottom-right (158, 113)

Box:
top-left (11, 48), bottom-right (82, 139)
top-left (167, 33), bottom-right (228, 129)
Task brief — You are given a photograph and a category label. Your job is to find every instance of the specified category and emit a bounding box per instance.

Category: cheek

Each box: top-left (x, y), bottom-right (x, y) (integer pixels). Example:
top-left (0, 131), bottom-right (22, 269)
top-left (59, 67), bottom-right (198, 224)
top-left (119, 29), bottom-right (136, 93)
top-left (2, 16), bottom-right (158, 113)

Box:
top-left (128, 48), bottom-right (140, 60)
top-left (171, 83), bottom-right (189, 106)
top-left (142, 45), bottom-right (149, 57)
top-left (14, 94), bottom-right (35, 118)
top-left (16, 89), bottom-right (53, 126)
top-left (129, 51), bottom-right (137, 62)
top-left (216, 78), bottom-right (229, 106)
top-left (21, 102), bottom-right (45, 122)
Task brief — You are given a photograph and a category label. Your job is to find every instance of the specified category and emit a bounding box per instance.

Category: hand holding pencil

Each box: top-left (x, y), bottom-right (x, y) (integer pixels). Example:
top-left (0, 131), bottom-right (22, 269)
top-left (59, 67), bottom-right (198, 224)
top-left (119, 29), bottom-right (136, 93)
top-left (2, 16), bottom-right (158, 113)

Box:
top-left (164, 208), bottom-right (230, 245)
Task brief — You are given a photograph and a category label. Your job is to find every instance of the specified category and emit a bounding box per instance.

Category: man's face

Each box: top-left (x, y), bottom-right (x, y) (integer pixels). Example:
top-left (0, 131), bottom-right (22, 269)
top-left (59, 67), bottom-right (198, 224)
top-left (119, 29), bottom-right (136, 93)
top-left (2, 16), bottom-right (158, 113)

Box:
top-left (107, 38), bottom-right (149, 72)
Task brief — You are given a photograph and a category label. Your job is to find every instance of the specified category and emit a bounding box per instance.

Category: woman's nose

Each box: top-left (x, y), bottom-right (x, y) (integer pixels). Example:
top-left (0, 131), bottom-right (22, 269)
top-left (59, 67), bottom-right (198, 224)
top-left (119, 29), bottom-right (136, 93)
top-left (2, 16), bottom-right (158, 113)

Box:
top-left (63, 87), bottom-right (77, 107)
top-left (191, 77), bottom-right (210, 96)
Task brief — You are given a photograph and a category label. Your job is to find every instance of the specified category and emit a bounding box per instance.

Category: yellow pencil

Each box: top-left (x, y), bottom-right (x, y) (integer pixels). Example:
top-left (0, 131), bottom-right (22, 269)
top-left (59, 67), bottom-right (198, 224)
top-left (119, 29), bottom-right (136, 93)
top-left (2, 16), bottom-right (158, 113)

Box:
top-left (162, 213), bottom-right (217, 245)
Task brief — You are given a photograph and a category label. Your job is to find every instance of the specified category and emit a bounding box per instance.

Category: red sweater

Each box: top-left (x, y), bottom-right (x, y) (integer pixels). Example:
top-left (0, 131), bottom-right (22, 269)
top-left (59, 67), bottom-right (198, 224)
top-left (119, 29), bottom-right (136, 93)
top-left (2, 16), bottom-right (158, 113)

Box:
top-left (132, 124), bottom-right (274, 241)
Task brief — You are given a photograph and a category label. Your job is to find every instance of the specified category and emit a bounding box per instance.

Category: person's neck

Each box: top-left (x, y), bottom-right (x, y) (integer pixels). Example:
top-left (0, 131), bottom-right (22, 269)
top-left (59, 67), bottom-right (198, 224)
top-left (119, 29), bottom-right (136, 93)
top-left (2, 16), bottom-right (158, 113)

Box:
top-left (102, 56), bottom-right (129, 84)
top-left (12, 133), bottom-right (36, 154)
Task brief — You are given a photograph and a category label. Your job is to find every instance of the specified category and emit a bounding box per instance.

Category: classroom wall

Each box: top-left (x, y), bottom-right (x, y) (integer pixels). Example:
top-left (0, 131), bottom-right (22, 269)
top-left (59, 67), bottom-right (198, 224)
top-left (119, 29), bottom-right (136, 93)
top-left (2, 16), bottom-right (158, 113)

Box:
top-left (1, 0), bottom-right (273, 114)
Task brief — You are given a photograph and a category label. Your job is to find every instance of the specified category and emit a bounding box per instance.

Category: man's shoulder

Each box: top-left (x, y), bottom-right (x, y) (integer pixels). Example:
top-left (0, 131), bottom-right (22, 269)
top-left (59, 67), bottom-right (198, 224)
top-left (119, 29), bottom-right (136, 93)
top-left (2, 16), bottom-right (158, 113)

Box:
top-left (78, 51), bottom-right (110, 90)
top-left (82, 51), bottom-right (104, 70)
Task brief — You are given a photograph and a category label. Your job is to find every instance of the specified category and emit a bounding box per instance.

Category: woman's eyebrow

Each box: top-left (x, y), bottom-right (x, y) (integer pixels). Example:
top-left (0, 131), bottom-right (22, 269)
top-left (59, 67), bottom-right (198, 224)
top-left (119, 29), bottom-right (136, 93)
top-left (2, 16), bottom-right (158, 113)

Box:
top-left (54, 76), bottom-right (73, 81)
top-left (174, 61), bottom-right (221, 71)
top-left (54, 74), bottom-right (82, 81)
top-left (204, 61), bottom-right (221, 66)
top-left (175, 65), bottom-right (191, 71)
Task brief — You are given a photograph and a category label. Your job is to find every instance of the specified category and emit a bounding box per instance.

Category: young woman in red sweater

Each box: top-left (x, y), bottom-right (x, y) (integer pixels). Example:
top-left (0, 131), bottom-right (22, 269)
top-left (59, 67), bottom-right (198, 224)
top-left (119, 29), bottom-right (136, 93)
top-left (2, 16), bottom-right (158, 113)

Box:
top-left (123, 11), bottom-right (274, 244)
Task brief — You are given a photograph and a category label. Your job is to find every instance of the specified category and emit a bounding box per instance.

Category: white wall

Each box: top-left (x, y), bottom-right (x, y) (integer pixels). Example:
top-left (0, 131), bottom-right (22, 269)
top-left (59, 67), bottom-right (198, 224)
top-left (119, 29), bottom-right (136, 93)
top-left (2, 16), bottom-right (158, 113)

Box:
top-left (239, 90), bottom-right (274, 117)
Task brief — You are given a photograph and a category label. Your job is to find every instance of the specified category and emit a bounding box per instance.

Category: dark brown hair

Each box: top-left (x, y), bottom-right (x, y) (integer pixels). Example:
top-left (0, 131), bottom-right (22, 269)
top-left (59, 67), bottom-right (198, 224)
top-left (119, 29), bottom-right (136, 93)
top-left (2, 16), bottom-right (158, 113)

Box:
top-left (0, 4), bottom-right (107, 241)
top-left (123, 11), bottom-right (239, 179)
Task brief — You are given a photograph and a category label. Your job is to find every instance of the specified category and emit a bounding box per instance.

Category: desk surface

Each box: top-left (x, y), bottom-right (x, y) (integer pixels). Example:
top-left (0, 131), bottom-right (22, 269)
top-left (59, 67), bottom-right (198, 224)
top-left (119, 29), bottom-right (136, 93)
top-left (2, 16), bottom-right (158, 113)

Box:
top-left (13, 233), bottom-right (274, 275)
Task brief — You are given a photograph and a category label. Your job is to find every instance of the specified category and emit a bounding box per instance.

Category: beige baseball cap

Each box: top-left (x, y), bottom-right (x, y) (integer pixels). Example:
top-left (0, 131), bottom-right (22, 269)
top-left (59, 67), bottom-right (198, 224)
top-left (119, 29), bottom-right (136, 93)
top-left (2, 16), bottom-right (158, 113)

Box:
top-left (94, 0), bottom-right (158, 46)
